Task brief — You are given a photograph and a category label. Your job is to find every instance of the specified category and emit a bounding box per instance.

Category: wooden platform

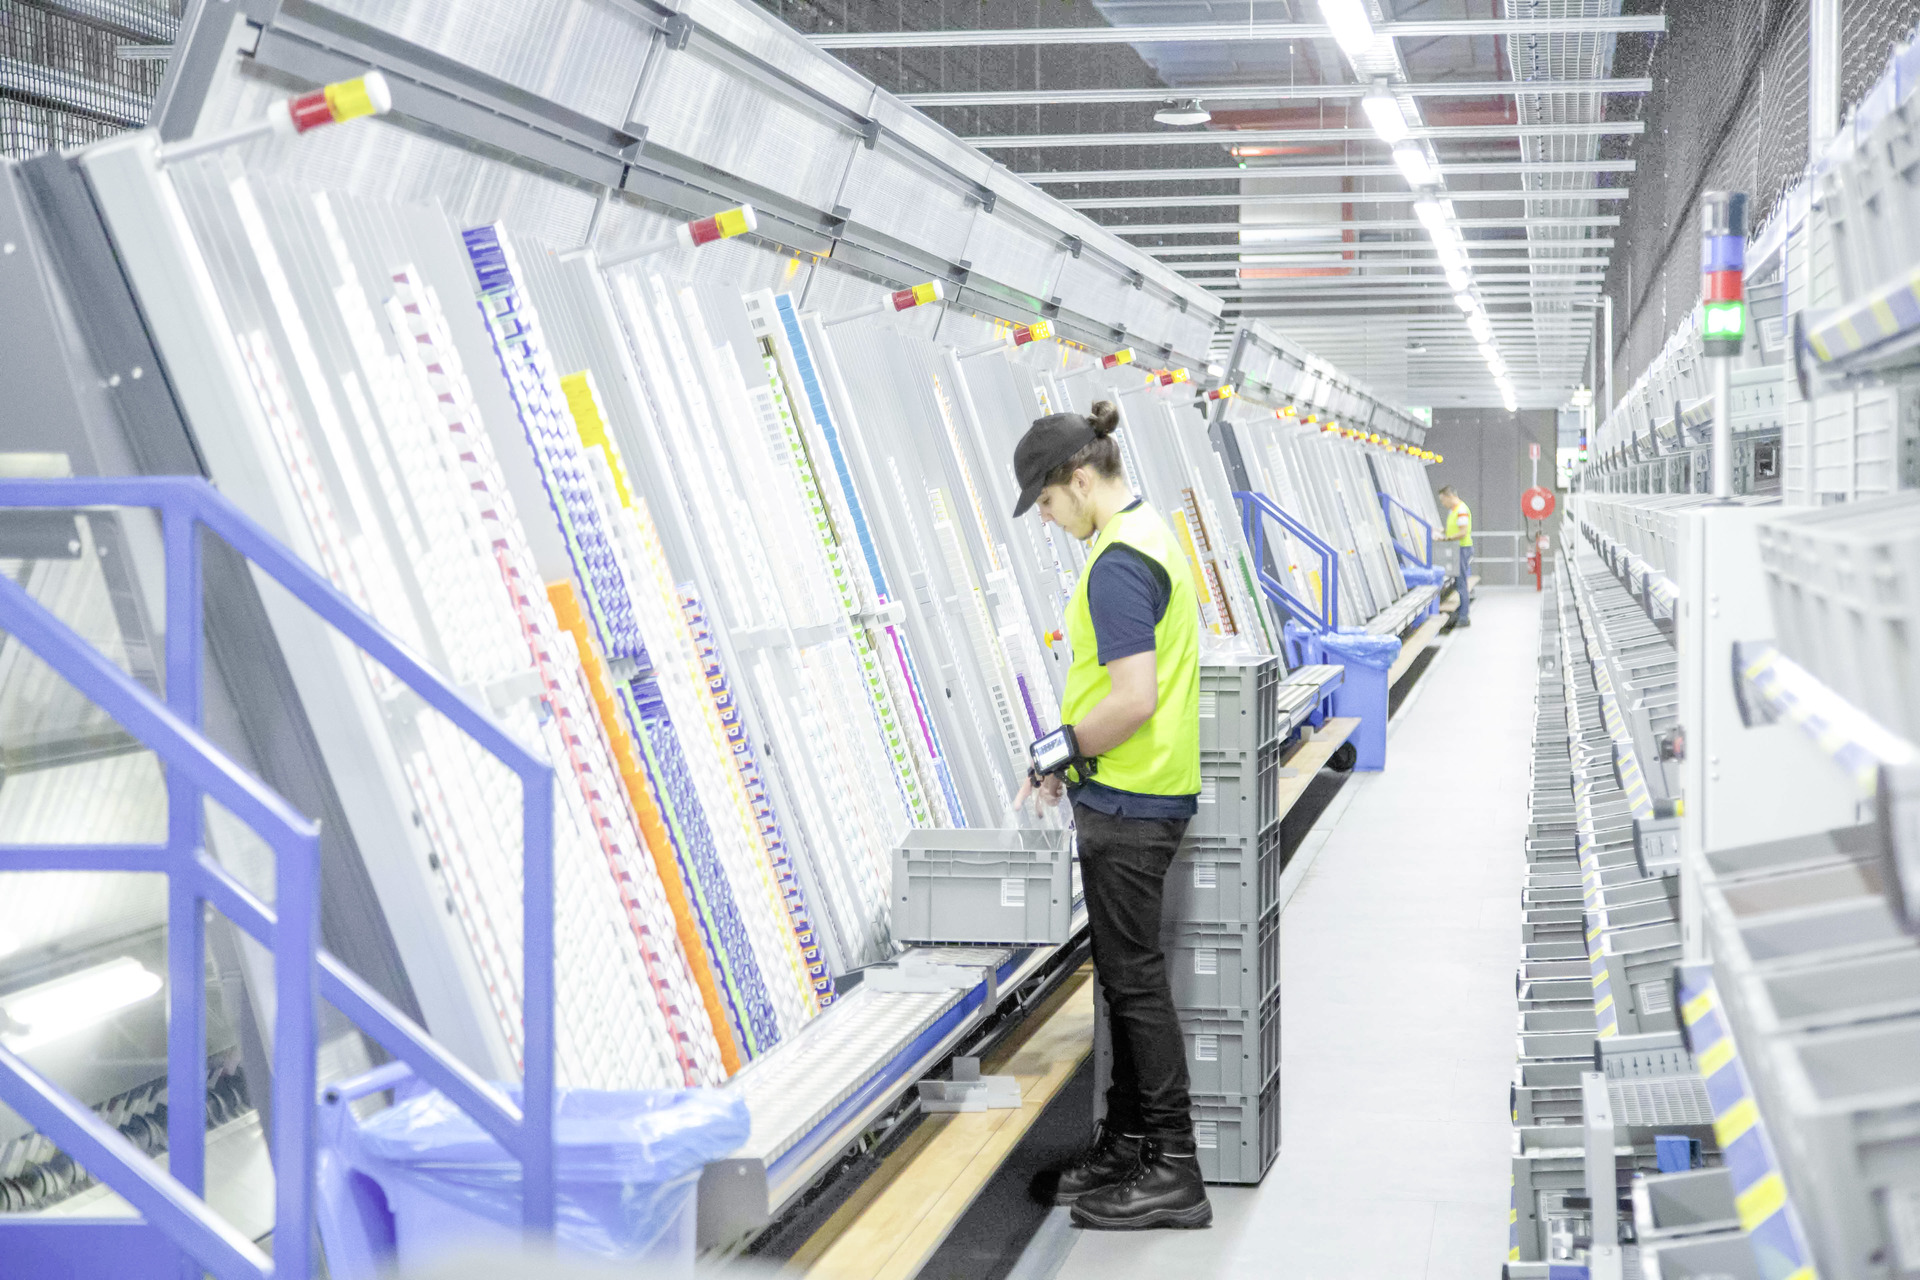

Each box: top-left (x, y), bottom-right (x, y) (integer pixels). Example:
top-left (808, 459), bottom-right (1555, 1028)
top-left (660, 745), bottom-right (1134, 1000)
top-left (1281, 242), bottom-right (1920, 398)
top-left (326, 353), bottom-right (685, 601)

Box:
top-left (798, 968), bottom-right (1096, 1280)
top-left (1274, 716), bottom-right (1360, 820)
top-left (793, 721), bottom-right (1364, 1278)
top-left (1388, 614), bottom-right (1446, 687)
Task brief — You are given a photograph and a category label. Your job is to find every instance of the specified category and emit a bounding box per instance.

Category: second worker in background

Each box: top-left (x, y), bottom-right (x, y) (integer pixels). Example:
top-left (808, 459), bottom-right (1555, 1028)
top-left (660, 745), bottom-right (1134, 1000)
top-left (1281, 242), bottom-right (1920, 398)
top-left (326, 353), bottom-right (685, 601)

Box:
top-left (1439, 485), bottom-right (1474, 628)
top-left (1010, 400), bottom-right (1210, 1232)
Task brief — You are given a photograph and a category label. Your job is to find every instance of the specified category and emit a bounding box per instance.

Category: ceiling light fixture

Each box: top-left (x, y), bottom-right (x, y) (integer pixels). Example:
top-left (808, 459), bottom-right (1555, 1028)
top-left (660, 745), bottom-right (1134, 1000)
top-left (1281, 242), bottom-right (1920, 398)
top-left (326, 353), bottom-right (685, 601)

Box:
top-left (1360, 82), bottom-right (1410, 145)
top-left (0, 957), bottom-right (162, 1054)
top-left (1153, 99), bottom-right (1211, 127)
top-left (1391, 144), bottom-right (1438, 187)
top-left (1452, 291), bottom-right (1476, 312)
top-left (1319, 0), bottom-right (1378, 58)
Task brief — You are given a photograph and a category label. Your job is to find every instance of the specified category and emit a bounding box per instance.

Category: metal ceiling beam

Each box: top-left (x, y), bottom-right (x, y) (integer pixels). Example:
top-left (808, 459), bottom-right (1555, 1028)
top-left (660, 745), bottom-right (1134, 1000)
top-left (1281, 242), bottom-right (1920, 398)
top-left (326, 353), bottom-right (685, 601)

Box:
top-left (1068, 190), bottom-right (1632, 209)
top-left (1189, 271), bottom-right (1610, 283)
top-left (1198, 263), bottom-right (1612, 275)
top-left (1147, 240), bottom-right (1616, 257)
top-left (1225, 298), bottom-right (1600, 311)
top-left (1025, 160), bottom-right (1635, 183)
top-left (1293, 321), bottom-right (1595, 330)
top-left (900, 78), bottom-right (1653, 107)
top-left (1271, 318), bottom-right (1597, 326)
top-left (1102, 216), bottom-right (1621, 233)
top-left (1216, 288), bottom-right (1604, 300)
top-left (815, 16), bottom-right (1665, 47)
top-left (967, 122), bottom-right (1646, 148)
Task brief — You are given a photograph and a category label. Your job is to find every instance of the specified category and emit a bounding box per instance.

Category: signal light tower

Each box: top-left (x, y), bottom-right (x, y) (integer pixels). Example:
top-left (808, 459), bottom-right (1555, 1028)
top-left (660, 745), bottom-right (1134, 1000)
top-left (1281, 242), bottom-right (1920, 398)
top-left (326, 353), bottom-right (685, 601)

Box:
top-left (1700, 191), bottom-right (1748, 498)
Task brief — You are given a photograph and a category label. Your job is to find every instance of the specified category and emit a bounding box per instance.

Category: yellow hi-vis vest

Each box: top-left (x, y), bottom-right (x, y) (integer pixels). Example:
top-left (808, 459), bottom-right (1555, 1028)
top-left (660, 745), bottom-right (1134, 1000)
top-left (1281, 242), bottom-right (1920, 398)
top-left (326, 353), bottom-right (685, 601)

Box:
top-left (1061, 502), bottom-right (1201, 798)
top-left (1445, 500), bottom-right (1474, 548)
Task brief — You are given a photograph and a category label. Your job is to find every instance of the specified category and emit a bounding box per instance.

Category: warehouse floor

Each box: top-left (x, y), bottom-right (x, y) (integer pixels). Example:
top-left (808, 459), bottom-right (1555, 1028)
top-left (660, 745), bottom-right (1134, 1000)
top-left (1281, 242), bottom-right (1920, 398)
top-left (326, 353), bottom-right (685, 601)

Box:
top-left (1048, 587), bottom-right (1539, 1280)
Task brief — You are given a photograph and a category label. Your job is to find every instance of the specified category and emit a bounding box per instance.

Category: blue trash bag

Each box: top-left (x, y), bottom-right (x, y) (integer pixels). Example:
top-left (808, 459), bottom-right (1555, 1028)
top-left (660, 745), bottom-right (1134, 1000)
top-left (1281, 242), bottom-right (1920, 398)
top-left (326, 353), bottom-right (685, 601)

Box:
top-left (1400, 563), bottom-right (1446, 590)
top-left (352, 1085), bottom-right (749, 1258)
top-left (1318, 627), bottom-right (1401, 672)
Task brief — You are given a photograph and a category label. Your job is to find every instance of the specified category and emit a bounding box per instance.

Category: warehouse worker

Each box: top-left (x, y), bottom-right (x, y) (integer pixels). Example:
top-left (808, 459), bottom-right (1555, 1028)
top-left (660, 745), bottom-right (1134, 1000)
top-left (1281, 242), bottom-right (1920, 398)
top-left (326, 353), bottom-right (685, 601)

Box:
top-left (1010, 400), bottom-right (1210, 1232)
top-left (1438, 485), bottom-right (1473, 628)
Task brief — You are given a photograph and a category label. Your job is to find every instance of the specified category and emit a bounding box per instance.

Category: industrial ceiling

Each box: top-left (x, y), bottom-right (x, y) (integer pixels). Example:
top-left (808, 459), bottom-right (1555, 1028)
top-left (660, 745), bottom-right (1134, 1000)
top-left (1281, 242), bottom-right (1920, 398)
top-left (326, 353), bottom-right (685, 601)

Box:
top-left (763, 0), bottom-right (1657, 413)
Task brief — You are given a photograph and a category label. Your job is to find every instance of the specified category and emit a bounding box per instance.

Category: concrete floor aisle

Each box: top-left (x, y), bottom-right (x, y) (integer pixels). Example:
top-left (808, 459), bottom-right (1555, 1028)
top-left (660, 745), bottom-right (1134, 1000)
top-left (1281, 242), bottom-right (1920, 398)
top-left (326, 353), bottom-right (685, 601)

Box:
top-left (1053, 587), bottom-right (1540, 1280)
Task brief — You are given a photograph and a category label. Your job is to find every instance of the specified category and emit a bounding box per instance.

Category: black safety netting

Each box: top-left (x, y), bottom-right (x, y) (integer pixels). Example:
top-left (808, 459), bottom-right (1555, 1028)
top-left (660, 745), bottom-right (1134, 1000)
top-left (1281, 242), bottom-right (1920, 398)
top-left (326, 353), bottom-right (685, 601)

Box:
top-left (1, 0), bottom-right (178, 160)
top-left (1599, 0), bottom-right (1920, 400)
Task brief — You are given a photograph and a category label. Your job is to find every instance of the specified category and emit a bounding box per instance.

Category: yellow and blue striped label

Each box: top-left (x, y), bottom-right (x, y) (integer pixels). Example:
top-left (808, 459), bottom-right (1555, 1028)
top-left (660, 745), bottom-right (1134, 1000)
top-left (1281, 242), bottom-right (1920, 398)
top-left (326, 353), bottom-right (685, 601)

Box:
top-left (1676, 964), bottom-right (1821, 1280)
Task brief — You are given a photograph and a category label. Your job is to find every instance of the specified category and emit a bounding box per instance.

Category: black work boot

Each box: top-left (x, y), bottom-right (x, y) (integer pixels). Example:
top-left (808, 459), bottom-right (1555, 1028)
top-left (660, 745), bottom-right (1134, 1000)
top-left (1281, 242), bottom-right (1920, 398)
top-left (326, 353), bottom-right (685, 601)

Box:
top-left (1041, 1124), bottom-right (1145, 1206)
top-left (1069, 1135), bottom-right (1212, 1230)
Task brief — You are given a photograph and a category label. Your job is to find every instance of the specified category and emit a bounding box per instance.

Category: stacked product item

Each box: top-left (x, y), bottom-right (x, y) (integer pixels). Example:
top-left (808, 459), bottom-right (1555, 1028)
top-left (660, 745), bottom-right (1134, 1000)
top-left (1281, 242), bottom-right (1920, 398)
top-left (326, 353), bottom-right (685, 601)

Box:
top-left (1090, 657), bottom-right (1286, 1185)
top-left (1168, 656), bottom-right (1287, 1184)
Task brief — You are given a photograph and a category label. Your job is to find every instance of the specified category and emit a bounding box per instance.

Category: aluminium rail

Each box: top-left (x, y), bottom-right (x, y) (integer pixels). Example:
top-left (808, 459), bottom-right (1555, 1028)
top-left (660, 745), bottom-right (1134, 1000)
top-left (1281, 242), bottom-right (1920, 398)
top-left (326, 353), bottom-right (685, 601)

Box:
top-left (0, 477), bottom-right (558, 1280)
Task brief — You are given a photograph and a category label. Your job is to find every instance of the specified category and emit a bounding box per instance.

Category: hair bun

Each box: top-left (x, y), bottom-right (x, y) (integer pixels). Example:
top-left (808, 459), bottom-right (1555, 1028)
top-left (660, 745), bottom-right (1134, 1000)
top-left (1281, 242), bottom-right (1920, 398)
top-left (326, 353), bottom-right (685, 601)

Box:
top-left (1088, 400), bottom-right (1120, 438)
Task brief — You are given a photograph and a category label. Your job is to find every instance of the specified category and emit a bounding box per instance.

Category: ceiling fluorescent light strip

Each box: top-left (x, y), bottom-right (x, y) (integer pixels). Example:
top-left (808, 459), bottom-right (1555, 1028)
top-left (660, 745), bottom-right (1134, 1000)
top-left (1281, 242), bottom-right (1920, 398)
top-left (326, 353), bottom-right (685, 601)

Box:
top-left (1319, 0), bottom-right (1378, 57)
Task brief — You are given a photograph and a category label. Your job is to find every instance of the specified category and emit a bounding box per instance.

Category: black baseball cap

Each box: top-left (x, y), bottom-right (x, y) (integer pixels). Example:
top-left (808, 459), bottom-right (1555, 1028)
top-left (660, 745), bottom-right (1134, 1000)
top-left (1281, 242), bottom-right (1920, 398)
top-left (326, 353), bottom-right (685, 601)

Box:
top-left (1011, 412), bottom-right (1098, 517)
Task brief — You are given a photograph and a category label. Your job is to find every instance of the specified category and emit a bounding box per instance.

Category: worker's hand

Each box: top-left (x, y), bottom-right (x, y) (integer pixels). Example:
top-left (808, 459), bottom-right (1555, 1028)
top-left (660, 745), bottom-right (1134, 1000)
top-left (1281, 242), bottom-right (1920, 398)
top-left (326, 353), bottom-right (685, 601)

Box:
top-left (1014, 772), bottom-right (1065, 817)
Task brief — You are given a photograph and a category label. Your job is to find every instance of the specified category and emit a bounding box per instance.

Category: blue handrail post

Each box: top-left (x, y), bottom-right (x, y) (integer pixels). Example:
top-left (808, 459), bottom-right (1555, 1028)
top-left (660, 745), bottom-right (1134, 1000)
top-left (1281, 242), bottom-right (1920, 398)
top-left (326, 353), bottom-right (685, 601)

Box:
top-left (521, 767), bottom-right (555, 1232)
top-left (0, 477), bottom-right (561, 1277)
top-left (272, 822), bottom-right (320, 1280)
top-left (162, 502), bottom-right (206, 1241)
top-left (1376, 492), bottom-right (1434, 569)
top-left (1232, 490), bottom-right (1340, 633)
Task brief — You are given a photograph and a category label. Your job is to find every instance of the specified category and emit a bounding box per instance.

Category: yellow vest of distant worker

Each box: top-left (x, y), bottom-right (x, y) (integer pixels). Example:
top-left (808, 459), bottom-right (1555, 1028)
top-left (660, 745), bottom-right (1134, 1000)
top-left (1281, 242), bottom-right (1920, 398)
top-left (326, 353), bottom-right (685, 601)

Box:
top-left (1061, 503), bottom-right (1201, 798)
top-left (1446, 501), bottom-right (1474, 548)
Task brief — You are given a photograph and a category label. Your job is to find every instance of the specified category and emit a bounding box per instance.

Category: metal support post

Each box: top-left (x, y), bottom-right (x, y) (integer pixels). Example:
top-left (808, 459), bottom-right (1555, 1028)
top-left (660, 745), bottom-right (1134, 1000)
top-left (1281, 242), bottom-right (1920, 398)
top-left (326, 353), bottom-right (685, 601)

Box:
top-left (1711, 357), bottom-right (1733, 499)
top-left (1810, 0), bottom-right (1841, 154)
top-left (1581, 1071), bottom-right (1623, 1280)
top-left (1602, 293), bottom-right (1614, 423)
top-left (1699, 192), bottom-right (1748, 499)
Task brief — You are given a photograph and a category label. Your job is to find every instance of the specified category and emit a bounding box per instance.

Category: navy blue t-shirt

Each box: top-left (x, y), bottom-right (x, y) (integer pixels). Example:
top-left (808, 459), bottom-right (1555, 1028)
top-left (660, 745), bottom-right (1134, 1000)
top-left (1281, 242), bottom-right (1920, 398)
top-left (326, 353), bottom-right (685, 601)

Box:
top-left (1068, 501), bottom-right (1199, 821)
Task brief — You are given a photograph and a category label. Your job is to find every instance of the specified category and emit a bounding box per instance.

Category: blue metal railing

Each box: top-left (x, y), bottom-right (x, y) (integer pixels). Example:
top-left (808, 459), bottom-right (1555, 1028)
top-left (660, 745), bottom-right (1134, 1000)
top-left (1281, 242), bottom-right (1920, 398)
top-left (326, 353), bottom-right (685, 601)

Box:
top-left (1233, 490), bottom-right (1339, 633)
top-left (1377, 492), bottom-right (1434, 569)
top-left (0, 477), bottom-right (557, 1280)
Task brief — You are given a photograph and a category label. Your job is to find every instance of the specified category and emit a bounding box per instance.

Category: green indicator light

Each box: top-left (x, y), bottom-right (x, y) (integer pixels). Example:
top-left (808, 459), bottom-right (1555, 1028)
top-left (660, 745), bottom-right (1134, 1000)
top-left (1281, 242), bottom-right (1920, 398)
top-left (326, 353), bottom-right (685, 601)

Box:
top-left (1702, 300), bottom-right (1746, 339)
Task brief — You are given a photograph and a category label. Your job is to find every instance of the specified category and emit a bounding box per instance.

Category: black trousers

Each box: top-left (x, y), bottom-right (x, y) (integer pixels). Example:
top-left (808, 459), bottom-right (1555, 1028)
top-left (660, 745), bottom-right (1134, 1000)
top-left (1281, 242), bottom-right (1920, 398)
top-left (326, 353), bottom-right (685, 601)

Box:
top-left (1074, 802), bottom-right (1193, 1142)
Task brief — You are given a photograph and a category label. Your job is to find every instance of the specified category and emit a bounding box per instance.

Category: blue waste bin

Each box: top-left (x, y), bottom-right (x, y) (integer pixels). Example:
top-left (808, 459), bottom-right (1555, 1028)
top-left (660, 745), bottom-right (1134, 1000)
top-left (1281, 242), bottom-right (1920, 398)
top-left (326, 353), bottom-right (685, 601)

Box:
top-left (316, 1063), bottom-right (749, 1280)
top-left (1317, 629), bottom-right (1402, 771)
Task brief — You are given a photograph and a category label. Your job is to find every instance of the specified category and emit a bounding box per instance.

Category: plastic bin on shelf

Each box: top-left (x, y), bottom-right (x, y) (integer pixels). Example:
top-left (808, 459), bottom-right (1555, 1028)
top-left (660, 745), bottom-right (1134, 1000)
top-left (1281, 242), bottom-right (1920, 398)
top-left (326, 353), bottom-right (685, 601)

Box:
top-left (1186, 742), bottom-right (1281, 840)
top-left (1163, 907), bottom-right (1279, 1013)
top-left (1198, 656), bottom-right (1281, 755)
top-left (1164, 824), bottom-right (1283, 925)
top-left (1177, 989), bottom-right (1280, 1098)
top-left (1191, 1076), bottom-right (1281, 1185)
top-left (892, 826), bottom-right (1076, 945)
top-left (1757, 492), bottom-right (1920, 743)
top-left (315, 1064), bottom-right (750, 1280)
